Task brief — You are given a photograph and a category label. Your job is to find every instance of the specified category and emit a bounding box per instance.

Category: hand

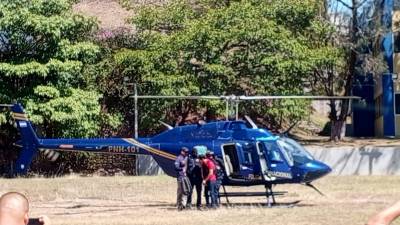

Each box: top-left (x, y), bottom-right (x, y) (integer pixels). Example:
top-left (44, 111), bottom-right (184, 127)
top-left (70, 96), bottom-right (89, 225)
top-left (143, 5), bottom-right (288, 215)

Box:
top-left (202, 180), bottom-right (206, 186)
top-left (367, 201), bottom-right (400, 225)
top-left (39, 215), bottom-right (51, 225)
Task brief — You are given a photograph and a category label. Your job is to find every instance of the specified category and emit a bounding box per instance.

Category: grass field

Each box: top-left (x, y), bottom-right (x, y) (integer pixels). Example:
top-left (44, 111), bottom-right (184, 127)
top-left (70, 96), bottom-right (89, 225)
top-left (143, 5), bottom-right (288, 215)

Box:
top-left (1, 175), bottom-right (399, 225)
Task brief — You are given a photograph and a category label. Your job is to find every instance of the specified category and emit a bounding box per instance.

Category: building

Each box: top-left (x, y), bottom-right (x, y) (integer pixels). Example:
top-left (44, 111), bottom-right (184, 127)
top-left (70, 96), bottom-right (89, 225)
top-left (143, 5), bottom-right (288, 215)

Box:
top-left (353, 0), bottom-right (400, 137)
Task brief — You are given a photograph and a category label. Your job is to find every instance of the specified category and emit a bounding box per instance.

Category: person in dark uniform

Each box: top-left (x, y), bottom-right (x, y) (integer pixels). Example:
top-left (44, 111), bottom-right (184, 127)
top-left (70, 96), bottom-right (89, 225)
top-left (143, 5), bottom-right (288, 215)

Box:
top-left (186, 147), bottom-right (204, 209)
top-left (174, 147), bottom-right (191, 210)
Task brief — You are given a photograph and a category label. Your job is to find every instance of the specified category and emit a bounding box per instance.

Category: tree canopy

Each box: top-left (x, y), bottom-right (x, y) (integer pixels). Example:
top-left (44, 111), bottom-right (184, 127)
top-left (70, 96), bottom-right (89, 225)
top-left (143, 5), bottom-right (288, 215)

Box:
top-left (94, 0), bottom-right (332, 130)
top-left (0, 0), bottom-right (120, 137)
top-left (0, 0), bottom-right (346, 174)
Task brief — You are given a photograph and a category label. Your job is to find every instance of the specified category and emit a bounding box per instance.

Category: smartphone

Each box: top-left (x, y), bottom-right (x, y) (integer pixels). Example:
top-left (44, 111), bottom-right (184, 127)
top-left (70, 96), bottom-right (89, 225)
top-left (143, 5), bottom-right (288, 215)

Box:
top-left (28, 218), bottom-right (42, 225)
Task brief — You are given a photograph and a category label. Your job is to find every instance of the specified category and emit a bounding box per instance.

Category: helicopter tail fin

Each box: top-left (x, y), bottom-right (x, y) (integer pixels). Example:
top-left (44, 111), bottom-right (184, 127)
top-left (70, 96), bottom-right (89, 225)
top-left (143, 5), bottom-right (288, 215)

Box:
top-left (11, 104), bottom-right (40, 175)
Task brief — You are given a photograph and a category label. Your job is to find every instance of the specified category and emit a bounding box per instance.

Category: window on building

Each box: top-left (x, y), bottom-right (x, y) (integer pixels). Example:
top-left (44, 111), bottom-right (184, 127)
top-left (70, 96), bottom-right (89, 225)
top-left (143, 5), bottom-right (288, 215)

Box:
top-left (395, 0), bottom-right (400, 10)
top-left (395, 93), bottom-right (400, 114)
top-left (394, 32), bottom-right (400, 53)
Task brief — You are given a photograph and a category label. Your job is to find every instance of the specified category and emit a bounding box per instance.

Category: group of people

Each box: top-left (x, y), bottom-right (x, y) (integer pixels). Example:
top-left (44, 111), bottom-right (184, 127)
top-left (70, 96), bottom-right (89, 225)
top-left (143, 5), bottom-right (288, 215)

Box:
top-left (174, 146), bottom-right (224, 210)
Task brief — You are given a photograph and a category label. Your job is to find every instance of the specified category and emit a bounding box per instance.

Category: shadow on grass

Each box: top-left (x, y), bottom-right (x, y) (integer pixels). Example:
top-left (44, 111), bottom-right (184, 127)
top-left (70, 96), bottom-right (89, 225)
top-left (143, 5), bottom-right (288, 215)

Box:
top-left (143, 200), bottom-right (311, 210)
top-left (48, 200), bottom-right (314, 215)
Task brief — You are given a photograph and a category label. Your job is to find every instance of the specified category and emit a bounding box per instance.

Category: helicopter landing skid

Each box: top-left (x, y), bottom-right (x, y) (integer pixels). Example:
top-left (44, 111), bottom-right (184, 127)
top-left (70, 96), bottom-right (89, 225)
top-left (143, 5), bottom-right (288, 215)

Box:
top-left (219, 184), bottom-right (287, 207)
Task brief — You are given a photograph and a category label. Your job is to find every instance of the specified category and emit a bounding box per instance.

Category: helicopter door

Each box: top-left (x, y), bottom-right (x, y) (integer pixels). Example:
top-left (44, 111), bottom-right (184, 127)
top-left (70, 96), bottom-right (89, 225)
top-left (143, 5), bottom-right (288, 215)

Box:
top-left (261, 141), bottom-right (293, 180)
top-left (255, 142), bottom-right (275, 181)
top-left (221, 144), bottom-right (241, 177)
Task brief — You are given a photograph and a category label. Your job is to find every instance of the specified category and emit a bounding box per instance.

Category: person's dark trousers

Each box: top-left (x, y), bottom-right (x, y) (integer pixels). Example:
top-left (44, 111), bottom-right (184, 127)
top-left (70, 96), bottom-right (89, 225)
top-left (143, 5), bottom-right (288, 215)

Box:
top-left (204, 181), bottom-right (210, 207)
top-left (209, 180), bottom-right (218, 208)
top-left (216, 180), bottom-right (222, 204)
top-left (187, 179), bottom-right (202, 208)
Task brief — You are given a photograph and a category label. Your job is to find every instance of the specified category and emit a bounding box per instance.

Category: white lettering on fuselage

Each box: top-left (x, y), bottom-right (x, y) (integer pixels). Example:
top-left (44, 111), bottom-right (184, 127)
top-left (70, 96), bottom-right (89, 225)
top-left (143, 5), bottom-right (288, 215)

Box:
top-left (267, 171), bottom-right (292, 179)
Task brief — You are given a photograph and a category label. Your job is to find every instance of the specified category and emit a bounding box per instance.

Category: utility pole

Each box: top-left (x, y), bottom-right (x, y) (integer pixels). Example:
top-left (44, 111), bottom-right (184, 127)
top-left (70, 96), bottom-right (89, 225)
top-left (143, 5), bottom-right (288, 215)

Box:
top-left (134, 83), bottom-right (138, 139)
top-left (225, 101), bottom-right (229, 121)
top-left (123, 77), bottom-right (138, 175)
top-left (235, 101), bottom-right (239, 120)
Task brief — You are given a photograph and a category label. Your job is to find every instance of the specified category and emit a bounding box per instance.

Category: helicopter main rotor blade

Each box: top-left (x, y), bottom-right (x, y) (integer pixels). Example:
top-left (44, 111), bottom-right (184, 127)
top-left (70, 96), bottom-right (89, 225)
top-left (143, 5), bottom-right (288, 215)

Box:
top-left (0, 104), bottom-right (13, 108)
top-left (239, 96), bottom-right (361, 100)
top-left (131, 95), bottom-right (362, 101)
top-left (305, 183), bottom-right (325, 196)
top-left (244, 115), bottom-right (258, 129)
top-left (133, 95), bottom-right (226, 100)
top-left (159, 120), bottom-right (173, 130)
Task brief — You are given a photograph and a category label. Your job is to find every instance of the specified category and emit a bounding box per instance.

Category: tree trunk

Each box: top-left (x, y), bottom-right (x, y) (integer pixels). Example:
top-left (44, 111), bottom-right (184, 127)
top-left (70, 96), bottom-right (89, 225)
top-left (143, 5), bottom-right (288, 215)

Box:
top-left (330, 119), bottom-right (346, 141)
top-left (329, 0), bottom-right (359, 142)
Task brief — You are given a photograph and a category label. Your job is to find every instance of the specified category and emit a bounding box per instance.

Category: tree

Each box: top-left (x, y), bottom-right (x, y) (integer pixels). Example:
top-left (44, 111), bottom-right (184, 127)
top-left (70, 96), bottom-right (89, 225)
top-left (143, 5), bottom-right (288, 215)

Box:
top-left (96, 0), bottom-right (330, 132)
top-left (0, 0), bottom-right (121, 137)
top-left (311, 0), bottom-right (386, 141)
top-left (0, 0), bottom-right (121, 174)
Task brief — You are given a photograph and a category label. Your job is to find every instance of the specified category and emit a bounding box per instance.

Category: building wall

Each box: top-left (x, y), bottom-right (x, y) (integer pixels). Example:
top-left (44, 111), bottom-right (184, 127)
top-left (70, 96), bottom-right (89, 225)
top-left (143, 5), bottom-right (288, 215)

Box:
top-left (353, 76), bottom-right (375, 137)
top-left (353, 0), bottom-right (400, 137)
top-left (393, 4), bottom-right (400, 136)
top-left (372, 0), bottom-right (396, 137)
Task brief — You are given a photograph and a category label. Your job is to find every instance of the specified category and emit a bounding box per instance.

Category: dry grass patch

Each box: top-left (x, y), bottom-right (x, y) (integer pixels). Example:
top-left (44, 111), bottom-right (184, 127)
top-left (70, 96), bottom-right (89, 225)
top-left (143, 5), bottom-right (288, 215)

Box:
top-left (1, 175), bottom-right (399, 225)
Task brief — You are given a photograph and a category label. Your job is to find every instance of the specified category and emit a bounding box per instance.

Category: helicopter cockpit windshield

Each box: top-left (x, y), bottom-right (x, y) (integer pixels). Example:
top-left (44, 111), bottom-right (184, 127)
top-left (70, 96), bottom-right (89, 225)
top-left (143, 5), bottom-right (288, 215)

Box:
top-left (277, 138), bottom-right (314, 165)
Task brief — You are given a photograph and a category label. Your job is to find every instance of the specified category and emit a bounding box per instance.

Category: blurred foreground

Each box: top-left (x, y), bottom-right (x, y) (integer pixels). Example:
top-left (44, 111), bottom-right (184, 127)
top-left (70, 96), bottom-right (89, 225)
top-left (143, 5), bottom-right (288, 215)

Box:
top-left (0, 175), bottom-right (399, 225)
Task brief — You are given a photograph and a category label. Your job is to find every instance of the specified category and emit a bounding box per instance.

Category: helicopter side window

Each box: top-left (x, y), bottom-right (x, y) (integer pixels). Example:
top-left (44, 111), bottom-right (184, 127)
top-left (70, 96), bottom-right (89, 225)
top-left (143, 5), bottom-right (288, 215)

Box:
top-left (263, 141), bottom-right (283, 163)
top-left (229, 122), bottom-right (247, 130)
top-left (242, 144), bottom-right (254, 165)
top-left (243, 151), bottom-right (253, 164)
top-left (277, 138), bottom-right (313, 165)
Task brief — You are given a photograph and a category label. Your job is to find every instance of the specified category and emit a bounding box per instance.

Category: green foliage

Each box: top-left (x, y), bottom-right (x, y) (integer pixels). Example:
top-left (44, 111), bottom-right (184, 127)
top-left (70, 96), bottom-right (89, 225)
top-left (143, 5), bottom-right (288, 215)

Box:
top-left (0, 0), bottom-right (119, 138)
top-left (109, 0), bottom-right (326, 127)
top-left (56, 40), bottom-right (101, 63)
top-left (25, 86), bottom-right (103, 137)
top-left (132, 0), bottom-right (195, 32)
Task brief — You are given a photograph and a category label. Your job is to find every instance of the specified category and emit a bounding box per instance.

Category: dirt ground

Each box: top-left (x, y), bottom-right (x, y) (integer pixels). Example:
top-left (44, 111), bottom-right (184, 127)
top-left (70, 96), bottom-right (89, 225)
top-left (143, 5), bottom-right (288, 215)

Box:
top-left (73, 0), bottom-right (168, 29)
top-left (0, 175), bottom-right (399, 225)
top-left (73, 0), bottom-right (133, 29)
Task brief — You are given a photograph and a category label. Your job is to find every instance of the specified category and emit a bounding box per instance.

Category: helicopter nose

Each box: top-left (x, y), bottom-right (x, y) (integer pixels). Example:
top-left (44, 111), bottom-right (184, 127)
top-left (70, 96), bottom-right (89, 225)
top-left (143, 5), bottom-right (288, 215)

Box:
top-left (302, 161), bottom-right (332, 183)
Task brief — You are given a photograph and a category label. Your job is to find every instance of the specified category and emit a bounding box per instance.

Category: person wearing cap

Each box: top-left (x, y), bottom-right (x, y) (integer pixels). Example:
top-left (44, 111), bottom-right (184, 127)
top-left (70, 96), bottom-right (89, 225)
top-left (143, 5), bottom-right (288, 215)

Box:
top-left (202, 151), bottom-right (218, 208)
top-left (174, 147), bottom-right (191, 210)
top-left (187, 147), bottom-right (204, 209)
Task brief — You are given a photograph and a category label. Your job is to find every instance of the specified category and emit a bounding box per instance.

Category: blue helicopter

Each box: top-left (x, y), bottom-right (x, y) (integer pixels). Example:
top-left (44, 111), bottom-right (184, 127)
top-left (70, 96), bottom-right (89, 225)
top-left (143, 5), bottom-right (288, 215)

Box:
top-left (3, 95), bottom-right (359, 205)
